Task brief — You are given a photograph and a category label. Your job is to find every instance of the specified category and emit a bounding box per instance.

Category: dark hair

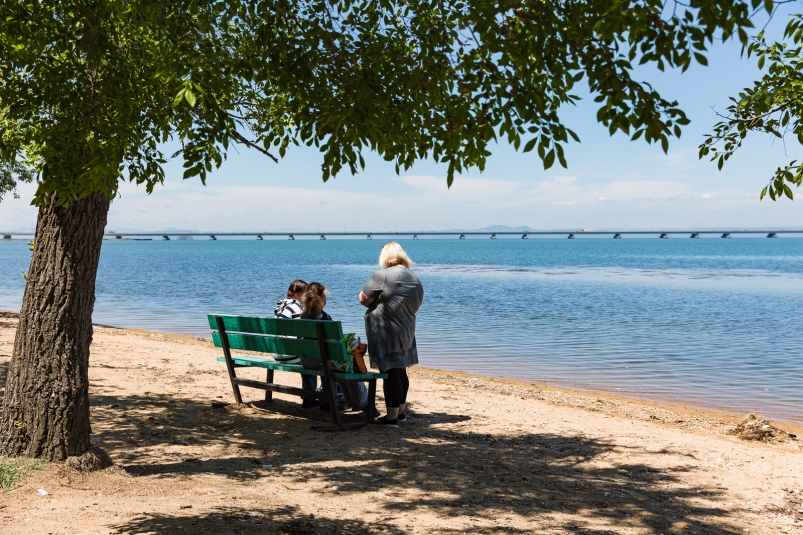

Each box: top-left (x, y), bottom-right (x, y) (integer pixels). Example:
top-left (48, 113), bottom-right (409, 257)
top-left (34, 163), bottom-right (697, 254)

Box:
top-left (301, 282), bottom-right (327, 319)
top-left (286, 279), bottom-right (308, 299)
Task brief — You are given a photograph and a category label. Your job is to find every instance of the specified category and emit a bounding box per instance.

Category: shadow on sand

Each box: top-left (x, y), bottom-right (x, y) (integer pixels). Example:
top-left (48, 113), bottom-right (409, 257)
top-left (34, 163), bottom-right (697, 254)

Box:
top-left (84, 389), bottom-right (744, 535)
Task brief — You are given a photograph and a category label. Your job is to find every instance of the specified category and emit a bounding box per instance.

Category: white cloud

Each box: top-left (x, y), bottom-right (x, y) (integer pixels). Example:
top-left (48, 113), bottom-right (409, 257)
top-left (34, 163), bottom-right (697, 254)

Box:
top-left (5, 166), bottom-right (803, 233)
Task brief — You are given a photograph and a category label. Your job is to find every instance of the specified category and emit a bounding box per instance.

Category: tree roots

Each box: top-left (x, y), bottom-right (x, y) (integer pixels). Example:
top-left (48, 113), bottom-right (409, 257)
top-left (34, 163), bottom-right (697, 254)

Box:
top-left (65, 446), bottom-right (113, 472)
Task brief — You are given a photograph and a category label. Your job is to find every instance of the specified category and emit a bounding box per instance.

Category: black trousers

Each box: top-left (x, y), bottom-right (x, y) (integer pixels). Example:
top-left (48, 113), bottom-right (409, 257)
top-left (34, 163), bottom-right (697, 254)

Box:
top-left (383, 367), bottom-right (409, 408)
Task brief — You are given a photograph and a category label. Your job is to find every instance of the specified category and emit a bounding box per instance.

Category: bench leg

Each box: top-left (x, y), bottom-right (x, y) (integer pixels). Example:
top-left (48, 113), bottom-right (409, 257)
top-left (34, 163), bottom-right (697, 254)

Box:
top-left (265, 369), bottom-right (274, 402)
top-left (216, 317), bottom-right (243, 404)
top-left (229, 377), bottom-right (243, 404)
top-left (366, 379), bottom-right (377, 424)
top-left (324, 376), bottom-right (341, 426)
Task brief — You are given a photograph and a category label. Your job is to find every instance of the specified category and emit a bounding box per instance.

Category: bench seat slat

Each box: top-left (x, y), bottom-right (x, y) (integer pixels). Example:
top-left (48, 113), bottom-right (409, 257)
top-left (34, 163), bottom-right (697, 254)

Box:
top-left (212, 331), bottom-right (348, 362)
top-left (216, 356), bottom-right (387, 380)
top-left (208, 314), bottom-right (343, 339)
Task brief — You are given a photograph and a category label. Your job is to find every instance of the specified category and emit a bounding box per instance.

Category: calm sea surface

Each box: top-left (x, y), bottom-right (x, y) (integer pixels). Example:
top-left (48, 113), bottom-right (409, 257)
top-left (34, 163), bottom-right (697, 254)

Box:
top-left (1, 237), bottom-right (802, 423)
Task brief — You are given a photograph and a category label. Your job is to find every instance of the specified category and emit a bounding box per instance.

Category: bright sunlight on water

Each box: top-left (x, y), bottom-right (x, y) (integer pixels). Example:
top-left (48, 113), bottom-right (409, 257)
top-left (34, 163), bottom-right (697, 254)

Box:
top-left (1, 236), bottom-right (801, 423)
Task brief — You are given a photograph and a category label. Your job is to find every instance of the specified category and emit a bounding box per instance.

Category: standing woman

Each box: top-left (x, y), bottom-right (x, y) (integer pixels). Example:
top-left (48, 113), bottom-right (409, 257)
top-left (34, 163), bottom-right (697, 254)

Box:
top-left (359, 242), bottom-right (424, 428)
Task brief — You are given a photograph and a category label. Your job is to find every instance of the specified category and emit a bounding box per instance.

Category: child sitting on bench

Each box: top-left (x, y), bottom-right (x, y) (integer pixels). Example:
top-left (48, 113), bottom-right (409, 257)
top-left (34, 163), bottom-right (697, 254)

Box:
top-left (274, 279), bottom-right (318, 408)
top-left (300, 282), bottom-right (369, 413)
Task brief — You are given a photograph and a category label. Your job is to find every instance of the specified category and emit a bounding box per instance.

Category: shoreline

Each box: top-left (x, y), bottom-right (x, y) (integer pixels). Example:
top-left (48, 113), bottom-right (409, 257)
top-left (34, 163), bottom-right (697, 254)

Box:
top-left (2, 310), bottom-right (803, 535)
top-left (84, 321), bottom-right (803, 435)
top-left (2, 308), bottom-right (801, 434)
top-left (410, 365), bottom-right (803, 438)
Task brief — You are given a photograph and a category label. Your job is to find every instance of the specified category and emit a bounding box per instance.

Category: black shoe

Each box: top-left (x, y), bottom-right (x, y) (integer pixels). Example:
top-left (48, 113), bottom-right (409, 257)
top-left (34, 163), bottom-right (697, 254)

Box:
top-left (302, 400), bottom-right (320, 409)
top-left (373, 416), bottom-right (399, 428)
top-left (397, 411), bottom-right (408, 423)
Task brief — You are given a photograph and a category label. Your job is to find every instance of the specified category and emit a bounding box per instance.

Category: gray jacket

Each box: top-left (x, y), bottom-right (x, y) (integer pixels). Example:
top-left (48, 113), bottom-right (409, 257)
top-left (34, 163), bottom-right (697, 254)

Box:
top-left (362, 266), bottom-right (424, 372)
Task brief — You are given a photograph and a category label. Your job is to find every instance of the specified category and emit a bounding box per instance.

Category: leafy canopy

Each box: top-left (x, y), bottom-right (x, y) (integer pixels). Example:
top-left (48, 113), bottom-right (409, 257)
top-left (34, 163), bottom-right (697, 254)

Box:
top-left (701, 6), bottom-right (803, 201)
top-left (0, 0), bottom-right (762, 208)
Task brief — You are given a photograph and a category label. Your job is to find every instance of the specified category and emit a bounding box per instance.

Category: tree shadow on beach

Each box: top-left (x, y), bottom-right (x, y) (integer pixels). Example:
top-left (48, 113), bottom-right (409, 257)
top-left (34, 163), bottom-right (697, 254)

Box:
top-left (111, 503), bottom-right (407, 535)
top-left (92, 389), bottom-right (745, 535)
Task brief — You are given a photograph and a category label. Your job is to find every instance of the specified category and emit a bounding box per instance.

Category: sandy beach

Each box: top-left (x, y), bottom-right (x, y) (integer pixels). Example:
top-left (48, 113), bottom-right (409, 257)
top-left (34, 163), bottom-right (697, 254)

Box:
top-left (1, 309), bottom-right (802, 535)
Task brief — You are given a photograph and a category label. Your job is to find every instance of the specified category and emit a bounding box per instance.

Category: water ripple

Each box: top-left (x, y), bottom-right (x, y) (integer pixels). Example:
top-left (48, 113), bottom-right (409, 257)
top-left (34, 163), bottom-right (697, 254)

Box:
top-left (1, 238), bottom-right (801, 423)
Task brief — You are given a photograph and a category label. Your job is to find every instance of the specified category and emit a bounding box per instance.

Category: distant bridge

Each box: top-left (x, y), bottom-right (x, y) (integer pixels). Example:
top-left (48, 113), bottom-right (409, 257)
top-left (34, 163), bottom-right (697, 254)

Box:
top-left (3, 229), bottom-right (803, 240)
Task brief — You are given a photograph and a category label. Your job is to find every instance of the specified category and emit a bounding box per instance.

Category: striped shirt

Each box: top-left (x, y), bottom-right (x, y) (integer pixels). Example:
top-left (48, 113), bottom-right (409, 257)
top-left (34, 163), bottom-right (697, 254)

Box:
top-left (274, 298), bottom-right (303, 319)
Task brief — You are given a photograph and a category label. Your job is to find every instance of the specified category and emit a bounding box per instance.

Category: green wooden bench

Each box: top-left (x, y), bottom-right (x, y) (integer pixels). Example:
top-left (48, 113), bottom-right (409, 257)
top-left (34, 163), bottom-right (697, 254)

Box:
top-left (208, 314), bottom-right (387, 430)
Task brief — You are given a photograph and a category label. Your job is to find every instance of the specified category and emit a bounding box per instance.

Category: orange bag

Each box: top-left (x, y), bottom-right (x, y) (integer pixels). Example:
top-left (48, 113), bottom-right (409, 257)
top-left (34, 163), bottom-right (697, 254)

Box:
top-left (352, 344), bottom-right (368, 374)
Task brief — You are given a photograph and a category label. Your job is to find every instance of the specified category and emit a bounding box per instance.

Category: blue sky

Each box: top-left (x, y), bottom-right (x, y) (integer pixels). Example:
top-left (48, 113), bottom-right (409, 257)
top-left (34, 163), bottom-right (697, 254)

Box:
top-left (3, 7), bottom-right (803, 232)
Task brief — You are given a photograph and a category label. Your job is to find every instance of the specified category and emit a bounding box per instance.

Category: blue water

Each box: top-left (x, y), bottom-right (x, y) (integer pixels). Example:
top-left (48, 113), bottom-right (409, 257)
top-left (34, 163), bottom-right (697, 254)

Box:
top-left (1, 237), bottom-right (802, 423)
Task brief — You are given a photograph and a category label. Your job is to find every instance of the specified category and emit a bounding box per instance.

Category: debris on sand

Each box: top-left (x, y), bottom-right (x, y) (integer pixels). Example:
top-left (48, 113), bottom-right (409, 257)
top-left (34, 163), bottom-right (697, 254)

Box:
top-left (66, 446), bottom-right (114, 472)
top-left (727, 413), bottom-right (793, 443)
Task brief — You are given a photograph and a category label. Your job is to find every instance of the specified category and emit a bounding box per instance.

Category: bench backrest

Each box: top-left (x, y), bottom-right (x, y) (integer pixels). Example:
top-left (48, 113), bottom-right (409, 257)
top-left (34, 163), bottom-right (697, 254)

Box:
top-left (207, 314), bottom-right (348, 363)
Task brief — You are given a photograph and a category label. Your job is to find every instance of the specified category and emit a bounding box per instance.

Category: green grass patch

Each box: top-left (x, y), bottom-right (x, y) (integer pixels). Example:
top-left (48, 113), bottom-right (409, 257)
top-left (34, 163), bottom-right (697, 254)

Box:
top-left (0, 456), bottom-right (45, 489)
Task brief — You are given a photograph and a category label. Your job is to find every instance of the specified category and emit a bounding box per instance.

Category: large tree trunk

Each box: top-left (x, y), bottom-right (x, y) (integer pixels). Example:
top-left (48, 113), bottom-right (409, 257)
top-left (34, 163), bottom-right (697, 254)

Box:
top-left (0, 192), bottom-right (110, 460)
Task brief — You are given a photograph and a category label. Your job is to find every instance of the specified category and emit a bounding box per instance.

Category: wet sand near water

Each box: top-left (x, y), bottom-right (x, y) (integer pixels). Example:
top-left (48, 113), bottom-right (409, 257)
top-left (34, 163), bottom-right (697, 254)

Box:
top-left (0, 310), bottom-right (802, 535)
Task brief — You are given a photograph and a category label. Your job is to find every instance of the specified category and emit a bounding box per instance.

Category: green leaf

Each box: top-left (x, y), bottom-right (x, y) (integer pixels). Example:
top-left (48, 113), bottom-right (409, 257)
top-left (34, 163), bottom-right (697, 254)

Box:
top-left (184, 89), bottom-right (196, 108)
top-left (543, 149), bottom-right (555, 170)
top-left (183, 166), bottom-right (200, 179)
top-left (694, 53), bottom-right (708, 66)
top-left (173, 89), bottom-right (186, 107)
top-left (556, 144), bottom-right (567, 168)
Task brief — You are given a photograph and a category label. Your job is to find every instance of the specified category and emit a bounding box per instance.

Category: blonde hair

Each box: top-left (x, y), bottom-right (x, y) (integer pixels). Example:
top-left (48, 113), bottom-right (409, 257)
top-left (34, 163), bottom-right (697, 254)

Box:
top-left (378, 242), bottom-right (413, 269)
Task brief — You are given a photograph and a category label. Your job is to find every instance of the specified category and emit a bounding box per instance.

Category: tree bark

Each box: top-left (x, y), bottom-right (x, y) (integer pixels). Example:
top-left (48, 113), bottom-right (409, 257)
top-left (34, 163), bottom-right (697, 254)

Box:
top-left (0, 192), bottom-right (110, 460)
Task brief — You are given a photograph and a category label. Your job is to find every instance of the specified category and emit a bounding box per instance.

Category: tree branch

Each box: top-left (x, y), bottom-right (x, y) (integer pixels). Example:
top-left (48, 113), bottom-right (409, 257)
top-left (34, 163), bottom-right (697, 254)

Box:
top-left (231, 129), bottom-right (279, 163)
top-left (190, 107), bottom-right (279, 163)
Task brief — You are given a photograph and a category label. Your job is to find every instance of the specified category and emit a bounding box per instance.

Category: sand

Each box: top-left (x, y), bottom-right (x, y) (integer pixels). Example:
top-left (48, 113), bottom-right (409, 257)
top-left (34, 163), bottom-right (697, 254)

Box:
top-left (0, 310), bottom-right (802, 535)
